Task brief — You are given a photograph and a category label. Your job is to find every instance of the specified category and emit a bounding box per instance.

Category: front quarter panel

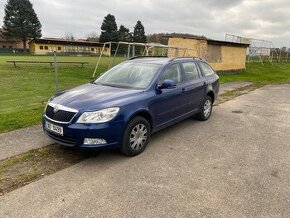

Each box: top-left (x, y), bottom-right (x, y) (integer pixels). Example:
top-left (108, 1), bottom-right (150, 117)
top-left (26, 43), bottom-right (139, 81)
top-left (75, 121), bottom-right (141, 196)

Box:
top-left (119, 90), bottom-right (156, 125)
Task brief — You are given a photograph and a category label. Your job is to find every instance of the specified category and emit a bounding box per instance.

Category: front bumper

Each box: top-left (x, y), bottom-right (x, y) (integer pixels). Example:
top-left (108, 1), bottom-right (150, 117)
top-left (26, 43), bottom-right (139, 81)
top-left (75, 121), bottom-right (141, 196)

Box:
top-left (42, 116), bottom-right (125, 148)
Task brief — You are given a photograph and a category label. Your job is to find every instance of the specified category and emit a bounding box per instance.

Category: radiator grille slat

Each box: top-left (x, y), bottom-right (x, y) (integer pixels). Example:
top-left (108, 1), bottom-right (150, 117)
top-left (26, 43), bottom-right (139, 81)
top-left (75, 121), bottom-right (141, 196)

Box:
top-left (45, 105), bottom-right (77, 123)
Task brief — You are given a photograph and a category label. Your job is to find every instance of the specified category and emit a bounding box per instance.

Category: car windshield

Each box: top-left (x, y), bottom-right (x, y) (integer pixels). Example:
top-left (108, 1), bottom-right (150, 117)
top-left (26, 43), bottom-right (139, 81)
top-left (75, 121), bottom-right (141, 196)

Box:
top-left (93, 62), bottom-right (161, 89)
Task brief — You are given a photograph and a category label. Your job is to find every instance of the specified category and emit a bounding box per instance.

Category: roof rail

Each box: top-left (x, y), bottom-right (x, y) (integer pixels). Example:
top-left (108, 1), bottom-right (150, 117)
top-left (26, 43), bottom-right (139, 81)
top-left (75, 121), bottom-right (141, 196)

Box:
top-left (129, 56), bottom-right (168, 60)
top-left (169, 57), bottom-right (205, 62)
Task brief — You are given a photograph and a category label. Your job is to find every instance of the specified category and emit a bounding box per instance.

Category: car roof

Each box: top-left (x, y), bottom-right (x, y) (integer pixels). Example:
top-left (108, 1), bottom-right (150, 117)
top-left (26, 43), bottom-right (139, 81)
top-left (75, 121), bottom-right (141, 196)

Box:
top-left (127, 57), bottom-right (205, 65)
top-left (127, 57), bottom-right (171, 65)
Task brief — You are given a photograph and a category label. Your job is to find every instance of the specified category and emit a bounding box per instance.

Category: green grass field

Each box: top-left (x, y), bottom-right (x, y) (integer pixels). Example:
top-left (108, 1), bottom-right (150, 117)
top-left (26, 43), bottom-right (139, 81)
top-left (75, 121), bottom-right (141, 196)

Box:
top-left (0, 55), bottom-right (126, 132)
top-left (219, 62), bottom-right (290, 85)
top-left (0, 55), bottom-right (290, 133)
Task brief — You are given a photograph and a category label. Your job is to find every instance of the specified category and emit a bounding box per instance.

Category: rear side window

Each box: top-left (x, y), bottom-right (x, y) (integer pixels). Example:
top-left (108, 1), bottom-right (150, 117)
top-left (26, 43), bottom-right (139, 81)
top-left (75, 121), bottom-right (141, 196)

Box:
top-left (159, 63), bottom-right (183, 84)
top-left (182, 62), bottom-right (200, 81)
top-left (198, 62), bottom-right (215, 76)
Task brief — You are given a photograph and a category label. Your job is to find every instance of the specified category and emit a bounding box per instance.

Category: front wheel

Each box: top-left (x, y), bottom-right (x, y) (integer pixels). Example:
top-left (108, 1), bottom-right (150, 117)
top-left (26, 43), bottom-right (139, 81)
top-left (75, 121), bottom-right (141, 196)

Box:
top-left (196, 96), bottom-right (213, 121)
top-left (121, 116), bottom-right (151, 156)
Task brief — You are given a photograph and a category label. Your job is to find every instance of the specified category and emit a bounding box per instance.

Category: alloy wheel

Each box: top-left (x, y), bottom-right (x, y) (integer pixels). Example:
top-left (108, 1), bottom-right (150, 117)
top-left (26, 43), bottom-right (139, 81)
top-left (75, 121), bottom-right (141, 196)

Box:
top-left (203, 99), bottom-right (212, 118)
top-left (129, 123), bottom-right (148, 150)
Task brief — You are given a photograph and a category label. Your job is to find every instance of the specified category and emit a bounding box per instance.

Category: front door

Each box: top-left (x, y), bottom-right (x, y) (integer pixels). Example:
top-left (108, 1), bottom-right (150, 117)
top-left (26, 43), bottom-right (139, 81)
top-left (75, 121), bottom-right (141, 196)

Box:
top-left (153, 63), bottom-right (188, 128)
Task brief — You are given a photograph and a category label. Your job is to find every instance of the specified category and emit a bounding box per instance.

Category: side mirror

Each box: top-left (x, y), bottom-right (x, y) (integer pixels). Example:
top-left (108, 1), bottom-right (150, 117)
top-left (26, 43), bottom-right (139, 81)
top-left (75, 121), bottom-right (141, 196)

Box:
top-left (158, 79), bottom-right (177, 89)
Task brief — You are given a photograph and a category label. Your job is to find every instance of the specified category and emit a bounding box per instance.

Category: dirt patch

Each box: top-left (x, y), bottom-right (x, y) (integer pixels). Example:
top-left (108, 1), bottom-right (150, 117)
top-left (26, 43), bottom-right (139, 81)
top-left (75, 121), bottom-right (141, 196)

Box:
top-left (0, 144), bottom-right (97, 195)
top-left (215, 84), bottom-right (263, 105)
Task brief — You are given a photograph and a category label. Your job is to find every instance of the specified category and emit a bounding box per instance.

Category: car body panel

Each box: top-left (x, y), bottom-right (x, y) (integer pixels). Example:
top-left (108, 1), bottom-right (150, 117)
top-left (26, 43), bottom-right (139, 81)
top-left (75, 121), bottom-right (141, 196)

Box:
top-left (43, 57), bottom-right (219, 148)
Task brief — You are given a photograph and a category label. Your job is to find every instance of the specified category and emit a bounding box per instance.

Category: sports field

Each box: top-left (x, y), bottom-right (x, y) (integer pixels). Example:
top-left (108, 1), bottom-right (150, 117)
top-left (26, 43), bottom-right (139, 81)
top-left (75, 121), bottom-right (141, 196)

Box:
top-left (0, 55), bottom-right (290, 133)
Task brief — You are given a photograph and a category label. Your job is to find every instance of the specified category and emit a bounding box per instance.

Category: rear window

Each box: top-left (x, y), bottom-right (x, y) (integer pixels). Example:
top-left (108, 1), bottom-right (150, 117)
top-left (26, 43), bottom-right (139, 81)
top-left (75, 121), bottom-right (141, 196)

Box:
top-left (198, 62), bottom-right (215, 76)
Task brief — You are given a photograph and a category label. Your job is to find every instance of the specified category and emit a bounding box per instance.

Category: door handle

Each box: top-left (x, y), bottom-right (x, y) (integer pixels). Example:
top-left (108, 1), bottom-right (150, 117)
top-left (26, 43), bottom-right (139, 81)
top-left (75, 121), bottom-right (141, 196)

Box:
top-left (182, 88), bottom-right (187, 93)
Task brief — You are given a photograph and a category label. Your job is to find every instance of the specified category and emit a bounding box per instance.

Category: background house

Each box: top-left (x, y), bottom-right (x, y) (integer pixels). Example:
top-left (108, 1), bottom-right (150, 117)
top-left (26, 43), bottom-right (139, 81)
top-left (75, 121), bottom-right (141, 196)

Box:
top-left (0, 28), bottom-right (28, 51)
top-left (165, 34), bottom-right (250, 72)
top-left (29, 38), bottom-right (110, 55)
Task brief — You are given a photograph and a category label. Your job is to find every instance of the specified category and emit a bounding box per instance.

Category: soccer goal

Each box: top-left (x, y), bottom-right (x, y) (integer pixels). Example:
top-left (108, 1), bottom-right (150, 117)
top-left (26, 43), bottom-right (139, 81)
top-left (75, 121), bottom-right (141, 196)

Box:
top-left (92, 41), bottom-right (197, 78)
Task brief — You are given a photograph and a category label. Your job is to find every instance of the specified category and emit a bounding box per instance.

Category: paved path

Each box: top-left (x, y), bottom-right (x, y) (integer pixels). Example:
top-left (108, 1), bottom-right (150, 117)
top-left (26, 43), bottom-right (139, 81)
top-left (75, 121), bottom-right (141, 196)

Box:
top-left (1, 84), bottom-right (290, 217)
top-left (0, 125), bottom-right (52, 160)
top-left (0, 81), bottom-right (253, 161)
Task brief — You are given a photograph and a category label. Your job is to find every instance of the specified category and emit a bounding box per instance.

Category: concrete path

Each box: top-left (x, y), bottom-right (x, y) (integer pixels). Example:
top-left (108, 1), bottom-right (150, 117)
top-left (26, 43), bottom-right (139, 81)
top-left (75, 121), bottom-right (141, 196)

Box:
top-left (0, 81), bottom-right (253, 161)
top-left (219, 81), bottom-right (253, 95)
top-left (1, 84), bottom-right (290, 217)
top-left (0, 125), bottom-right (52, 160)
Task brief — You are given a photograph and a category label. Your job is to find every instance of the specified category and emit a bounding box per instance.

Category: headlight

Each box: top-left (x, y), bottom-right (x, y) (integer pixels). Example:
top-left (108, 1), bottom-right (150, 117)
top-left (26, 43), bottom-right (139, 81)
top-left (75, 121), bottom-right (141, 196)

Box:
top-left (76, 107), bottom-right (120, 123)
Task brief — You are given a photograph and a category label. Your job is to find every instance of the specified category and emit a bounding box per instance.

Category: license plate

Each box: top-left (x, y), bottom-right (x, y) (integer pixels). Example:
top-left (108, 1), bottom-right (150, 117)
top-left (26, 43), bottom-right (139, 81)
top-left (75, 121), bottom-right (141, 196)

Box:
top-left (45, 121), bottom-right (63, 135)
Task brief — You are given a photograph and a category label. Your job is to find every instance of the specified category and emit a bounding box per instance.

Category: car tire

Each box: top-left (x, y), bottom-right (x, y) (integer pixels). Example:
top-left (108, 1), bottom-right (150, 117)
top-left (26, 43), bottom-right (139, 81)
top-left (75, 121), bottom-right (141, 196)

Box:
top-left (121, 116), bottom-right (151, 156)
top-left (196, 96), bottom-right (213, 121)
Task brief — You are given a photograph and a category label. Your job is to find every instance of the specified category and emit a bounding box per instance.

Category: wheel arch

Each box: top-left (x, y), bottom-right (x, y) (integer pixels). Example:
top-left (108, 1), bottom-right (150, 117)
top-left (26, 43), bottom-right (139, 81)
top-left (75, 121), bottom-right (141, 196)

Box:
top-left (127, 109), bottom-right (154, 130)
top-left (207, 90), bottom-right (215, 103)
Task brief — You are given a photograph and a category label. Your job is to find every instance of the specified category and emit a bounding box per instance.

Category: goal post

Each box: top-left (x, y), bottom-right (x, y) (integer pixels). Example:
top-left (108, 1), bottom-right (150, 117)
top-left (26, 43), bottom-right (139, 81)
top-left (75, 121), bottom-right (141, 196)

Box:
top-left (92, 41), bottom-right (198, 78)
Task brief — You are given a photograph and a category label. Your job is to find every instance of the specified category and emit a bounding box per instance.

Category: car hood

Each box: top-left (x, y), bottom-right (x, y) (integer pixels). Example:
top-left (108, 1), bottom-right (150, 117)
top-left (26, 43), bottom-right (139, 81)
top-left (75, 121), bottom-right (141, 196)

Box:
top-left (50, 83), bottom-right (143, 111)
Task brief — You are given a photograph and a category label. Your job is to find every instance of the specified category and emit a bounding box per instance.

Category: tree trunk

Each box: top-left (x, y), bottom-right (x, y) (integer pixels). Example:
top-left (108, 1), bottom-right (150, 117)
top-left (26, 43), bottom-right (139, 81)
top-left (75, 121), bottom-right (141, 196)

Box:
top-left (22, 38), bottom-right (27, 51)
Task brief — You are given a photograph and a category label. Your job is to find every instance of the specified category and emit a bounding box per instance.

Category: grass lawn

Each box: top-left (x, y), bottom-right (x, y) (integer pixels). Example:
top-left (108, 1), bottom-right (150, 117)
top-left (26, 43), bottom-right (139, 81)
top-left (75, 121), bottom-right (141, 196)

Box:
top-left (0, 55), bottom-right (126, 133)
top-left (219, 62), bottom-right (290, 85)
top-left (0, 55), bottom-right (290, 133)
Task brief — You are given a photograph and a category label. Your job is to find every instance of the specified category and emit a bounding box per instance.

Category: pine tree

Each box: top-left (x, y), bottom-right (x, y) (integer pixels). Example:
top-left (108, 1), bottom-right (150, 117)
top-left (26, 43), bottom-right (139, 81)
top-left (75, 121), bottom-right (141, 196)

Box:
top-left (118, 25), bottom-right (132, 42)
top-left (2, 0), bottom-right (42, 49)
top-left (99, 14), bottom-right (118, 42)
top-left (133, 21), bottom-right (146, 43)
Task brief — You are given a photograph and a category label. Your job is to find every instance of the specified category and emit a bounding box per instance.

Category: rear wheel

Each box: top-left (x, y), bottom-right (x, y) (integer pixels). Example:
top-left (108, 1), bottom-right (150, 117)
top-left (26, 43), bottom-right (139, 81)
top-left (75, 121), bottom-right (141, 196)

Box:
top-left (196, 96), bottom-right (213, 121)
top-left (121, 116), bottom-right (151, 156)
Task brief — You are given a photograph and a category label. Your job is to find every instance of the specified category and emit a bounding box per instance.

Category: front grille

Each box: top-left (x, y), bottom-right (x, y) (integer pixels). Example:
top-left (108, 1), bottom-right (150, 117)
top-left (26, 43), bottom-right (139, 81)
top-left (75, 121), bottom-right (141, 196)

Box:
top-left (45, 105), bottom-right (77, 122)
top-left (45, 130), bottom-right (77, 145)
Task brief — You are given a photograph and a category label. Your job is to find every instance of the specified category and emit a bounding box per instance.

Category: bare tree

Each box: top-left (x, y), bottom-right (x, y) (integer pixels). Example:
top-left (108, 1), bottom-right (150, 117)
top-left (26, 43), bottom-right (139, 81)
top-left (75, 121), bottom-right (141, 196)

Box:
top-left (86, 32), bottom-right (99, 42)
top-left (64, 32), bottom-right (75, 41)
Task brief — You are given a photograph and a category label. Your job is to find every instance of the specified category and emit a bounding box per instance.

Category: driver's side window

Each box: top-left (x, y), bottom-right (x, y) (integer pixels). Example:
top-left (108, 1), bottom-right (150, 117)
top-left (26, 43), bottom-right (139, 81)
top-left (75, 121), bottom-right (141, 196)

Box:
top-left (159, 64), bottom-right (182, 84)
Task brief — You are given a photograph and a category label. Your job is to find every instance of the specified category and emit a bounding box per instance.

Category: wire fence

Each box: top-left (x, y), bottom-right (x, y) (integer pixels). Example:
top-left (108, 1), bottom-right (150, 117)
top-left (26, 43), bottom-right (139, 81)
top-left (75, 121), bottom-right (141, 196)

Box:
top-left (225, 33), bottom-right (290, 64)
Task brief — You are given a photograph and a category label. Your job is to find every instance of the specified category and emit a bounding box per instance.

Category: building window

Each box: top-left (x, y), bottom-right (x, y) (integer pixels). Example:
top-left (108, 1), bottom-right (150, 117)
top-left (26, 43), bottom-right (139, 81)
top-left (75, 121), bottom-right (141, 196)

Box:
top-left (44, 46), bottom-right (48, 50)
top-left (40, 45), bottom-right (43, 50)
top-left (58, 46), bottom-right (61, 51)
top-left (207, 44), bottom-right (222, 63)
top-left (91, 48), bottom-right (95, 52)
top-left (9, 46), bottom-right (12, 49)
top-left (2, 45), bottom-right (6, 48)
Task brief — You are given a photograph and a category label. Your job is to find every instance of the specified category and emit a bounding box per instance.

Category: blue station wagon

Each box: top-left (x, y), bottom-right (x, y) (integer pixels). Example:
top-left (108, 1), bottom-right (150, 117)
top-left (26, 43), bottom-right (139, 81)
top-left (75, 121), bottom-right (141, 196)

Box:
top-left (43, 57), bottom-right (219, 156)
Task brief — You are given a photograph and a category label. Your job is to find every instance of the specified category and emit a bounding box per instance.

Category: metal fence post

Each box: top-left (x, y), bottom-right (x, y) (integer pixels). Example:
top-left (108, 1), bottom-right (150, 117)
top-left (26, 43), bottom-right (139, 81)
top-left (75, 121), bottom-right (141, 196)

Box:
top-left (127, 44), bottom-right (131, 59)
top-left (53, 51), bottom-right (58, 94)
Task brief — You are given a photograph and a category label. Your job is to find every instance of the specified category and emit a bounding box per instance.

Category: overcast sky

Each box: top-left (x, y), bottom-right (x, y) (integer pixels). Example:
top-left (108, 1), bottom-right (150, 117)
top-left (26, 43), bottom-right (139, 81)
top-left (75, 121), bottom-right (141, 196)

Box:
top-left (0, 0), bottom-right (289, 47)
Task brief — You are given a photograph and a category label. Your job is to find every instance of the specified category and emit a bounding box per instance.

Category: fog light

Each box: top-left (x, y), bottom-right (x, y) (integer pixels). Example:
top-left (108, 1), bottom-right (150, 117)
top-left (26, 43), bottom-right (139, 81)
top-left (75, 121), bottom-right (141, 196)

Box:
top-left (84, 138), bottom-right (107, 145)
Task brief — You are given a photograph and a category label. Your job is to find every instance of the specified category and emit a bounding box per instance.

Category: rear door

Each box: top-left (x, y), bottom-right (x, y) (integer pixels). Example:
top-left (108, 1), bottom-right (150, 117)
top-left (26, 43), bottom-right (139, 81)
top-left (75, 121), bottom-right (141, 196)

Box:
top-left (197, 61), bottom-right (220, 98)
top-left (181, 61), bottom-right (206, 112)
